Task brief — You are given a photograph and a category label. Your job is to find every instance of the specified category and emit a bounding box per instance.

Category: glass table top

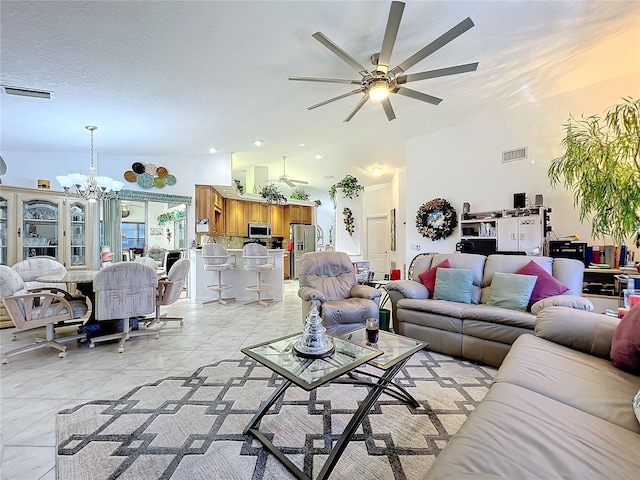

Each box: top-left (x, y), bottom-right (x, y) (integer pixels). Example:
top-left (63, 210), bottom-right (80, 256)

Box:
top-left (241, 333), bottom-right (382, 391)
top-left (339, 328), bottom-right (428, 370)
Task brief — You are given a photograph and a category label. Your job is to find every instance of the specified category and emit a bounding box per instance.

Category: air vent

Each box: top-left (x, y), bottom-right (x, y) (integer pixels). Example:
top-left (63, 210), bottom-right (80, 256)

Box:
top-left (2, 85), bottom-right (52, 99)
top-left (502, 147), bottom-right (528, 163)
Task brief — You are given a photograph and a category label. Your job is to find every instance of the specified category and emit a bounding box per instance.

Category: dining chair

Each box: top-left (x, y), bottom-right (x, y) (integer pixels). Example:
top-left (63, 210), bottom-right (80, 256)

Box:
top-left (242, 243), bottom-right (274, 307)
top-left (135, 256), bottom-right (161, 276)
top-left (12, 256), bottom-right (84, 299)
top-left (0, 266), bottom-right (87, 363)
top-left (202, 244), bottom-right (236, 305)
top-left (146, 259), bottom-right (190, 327)
top-left (91, 262), bottom-right (159, 353)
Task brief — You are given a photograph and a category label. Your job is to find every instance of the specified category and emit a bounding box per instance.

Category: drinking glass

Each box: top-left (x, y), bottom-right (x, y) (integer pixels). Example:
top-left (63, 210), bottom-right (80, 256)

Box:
top-left (366, 317), bottom-right (379, 344)
top-left (623, 289), bottom-right (640, 309)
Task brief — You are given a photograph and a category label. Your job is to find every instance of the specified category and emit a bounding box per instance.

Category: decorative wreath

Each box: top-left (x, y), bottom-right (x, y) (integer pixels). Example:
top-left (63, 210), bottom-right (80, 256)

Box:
top-left (416, 198), bottom-right (458, 240)
top-left (343, 207), bottom-right (355, 236)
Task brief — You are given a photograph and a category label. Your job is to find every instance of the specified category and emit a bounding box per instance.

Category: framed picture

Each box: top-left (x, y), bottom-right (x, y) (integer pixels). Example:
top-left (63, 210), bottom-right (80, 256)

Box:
top-left (390, 208), bottom-right (396, 251)
top-left (150, 227), bottom-right (163, 236)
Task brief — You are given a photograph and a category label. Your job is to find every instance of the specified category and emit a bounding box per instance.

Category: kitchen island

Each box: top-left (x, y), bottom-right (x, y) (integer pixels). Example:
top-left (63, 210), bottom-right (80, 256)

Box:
top-left (189, 248), bottom-right (285, 303)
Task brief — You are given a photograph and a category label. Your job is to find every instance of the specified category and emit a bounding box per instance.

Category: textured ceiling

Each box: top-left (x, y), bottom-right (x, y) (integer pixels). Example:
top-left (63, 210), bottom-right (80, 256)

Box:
top-left (1, 0), bottom-right (639, 189)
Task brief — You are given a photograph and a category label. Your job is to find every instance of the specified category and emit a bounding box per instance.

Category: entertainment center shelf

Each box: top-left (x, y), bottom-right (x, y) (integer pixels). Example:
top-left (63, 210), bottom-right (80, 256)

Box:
top-left (459, 207), bottom-right (546, 256)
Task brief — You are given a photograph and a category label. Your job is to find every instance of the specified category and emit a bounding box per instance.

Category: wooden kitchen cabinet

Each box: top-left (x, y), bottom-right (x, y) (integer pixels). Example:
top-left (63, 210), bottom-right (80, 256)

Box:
top-left (270, 204), bottom-right (285, 237)
top-left (195, 185), bottom-right (223, 235)
top-left (225, 199), bottom-right (248, 237)
top-left (289, 205), bottom-right (312, 225)
top-left (248, 202), bottom-right (271, 224)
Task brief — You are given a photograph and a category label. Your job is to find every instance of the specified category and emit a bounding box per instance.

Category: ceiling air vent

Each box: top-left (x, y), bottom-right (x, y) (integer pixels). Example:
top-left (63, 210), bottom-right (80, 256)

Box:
top-left (2, 85), bottom-right (52, 99)
top-left (502, 147), bottom-right (528, 163)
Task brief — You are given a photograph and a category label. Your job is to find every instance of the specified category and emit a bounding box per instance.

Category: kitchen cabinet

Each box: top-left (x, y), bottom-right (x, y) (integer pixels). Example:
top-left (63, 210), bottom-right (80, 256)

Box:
top-left (224, 199), bottom-right (248, 237)
top-left (270, 204), bottom-right (285, 237)
top-left (1, 186), bottom-right (94, 268)
top-left (195, 185), bottom-right (223, 236)
top-left (289, 205), bottom-right (312, 225)
top-left (248, 202), bottom-right (271, 224)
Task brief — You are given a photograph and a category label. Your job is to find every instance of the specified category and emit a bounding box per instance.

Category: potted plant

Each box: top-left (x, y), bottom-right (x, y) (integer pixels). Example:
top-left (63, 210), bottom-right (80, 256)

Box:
top-left (548, 97), bottom-right (639, 245)
top-left (289, 188), bottom-right (310, 201)
top-left (329, 174), bottom-right (365, 202)
top-left (259, 183), bottom-right (287, 204)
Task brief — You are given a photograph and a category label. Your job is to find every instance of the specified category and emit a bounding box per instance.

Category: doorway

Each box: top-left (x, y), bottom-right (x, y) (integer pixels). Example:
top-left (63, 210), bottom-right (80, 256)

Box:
top-left (366, 215), bottom-right (389, 279)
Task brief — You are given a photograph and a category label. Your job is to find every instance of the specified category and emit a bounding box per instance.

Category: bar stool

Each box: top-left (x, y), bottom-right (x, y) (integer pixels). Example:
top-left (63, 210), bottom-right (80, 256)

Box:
top-left (242, 243), bottom-right (274, 307)
top-left (202, 244), bottom-right (236, 305)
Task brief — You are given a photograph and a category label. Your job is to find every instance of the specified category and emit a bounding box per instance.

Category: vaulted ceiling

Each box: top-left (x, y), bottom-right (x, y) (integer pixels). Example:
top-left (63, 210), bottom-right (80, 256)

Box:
top-left (1, 1), bottom-right (638, 190)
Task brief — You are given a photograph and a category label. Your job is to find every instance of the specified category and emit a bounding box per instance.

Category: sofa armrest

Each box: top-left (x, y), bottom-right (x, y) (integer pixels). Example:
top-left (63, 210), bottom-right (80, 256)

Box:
top-left (386, 280), bottom-right (429, 300)
top-left (297, 287), bottom-right (326, 303)
top-left (535, 306), bottom-right (619, 359)
top-left (350, 285), bottom-right (381, 300)
top-left (530, 294), bottom-right (594, 315)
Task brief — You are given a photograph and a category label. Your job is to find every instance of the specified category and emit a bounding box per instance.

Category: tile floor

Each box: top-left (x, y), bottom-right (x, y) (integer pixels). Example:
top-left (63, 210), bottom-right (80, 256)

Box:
top-left (0, 280), bottom-right (307, 480)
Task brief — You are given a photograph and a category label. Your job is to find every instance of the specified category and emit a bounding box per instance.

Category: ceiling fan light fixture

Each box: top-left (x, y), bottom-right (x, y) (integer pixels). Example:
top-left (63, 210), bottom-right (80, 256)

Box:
top-left (368, 81), bottom-right (390, 101)
top-left (371, 166), bottom-right (383, 176)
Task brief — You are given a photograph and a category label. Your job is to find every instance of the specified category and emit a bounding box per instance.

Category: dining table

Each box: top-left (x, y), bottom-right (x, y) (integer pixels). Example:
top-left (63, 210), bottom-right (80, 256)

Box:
top-left (37, 270), bottom-right (99, 322)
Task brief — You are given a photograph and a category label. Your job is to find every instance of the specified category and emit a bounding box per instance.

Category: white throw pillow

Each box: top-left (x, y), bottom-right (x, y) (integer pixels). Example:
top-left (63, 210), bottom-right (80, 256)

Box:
top-left (634, 388), bottom-right (640, 425)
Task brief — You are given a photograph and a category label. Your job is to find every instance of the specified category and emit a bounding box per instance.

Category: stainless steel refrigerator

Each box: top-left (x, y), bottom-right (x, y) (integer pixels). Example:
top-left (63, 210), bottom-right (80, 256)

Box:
top-left (291, 224), bottom-right (316, 279)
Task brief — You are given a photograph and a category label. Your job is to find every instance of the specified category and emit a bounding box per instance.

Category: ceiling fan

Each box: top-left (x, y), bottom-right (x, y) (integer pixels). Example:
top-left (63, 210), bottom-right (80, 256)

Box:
top-left (268, 156), bottom-right (308, 188)
top-left (121, 201), bottom-right (143, 218)
top-left (289, 1), bottom-right (478, 122)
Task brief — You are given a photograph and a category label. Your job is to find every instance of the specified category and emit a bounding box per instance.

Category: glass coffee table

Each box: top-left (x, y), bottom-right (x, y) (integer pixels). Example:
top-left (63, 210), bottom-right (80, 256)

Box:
top-left (241, 330), bottom-right (428, 480)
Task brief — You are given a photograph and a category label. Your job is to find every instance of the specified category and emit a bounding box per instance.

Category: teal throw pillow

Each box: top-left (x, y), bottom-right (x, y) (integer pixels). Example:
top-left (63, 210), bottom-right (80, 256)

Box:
top-left (487, 272), bottom-right (537, 311)
top-left (433, 268), bottom-right (475, 304)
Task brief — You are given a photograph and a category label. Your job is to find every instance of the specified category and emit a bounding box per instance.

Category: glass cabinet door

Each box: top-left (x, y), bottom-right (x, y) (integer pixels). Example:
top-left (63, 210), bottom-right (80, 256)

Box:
top-left (22, 199), bottom-right (59, 260)
top-left (69, 202), bottom-right (87, 267)
top-left (0, 197), bottom-right (7, 265)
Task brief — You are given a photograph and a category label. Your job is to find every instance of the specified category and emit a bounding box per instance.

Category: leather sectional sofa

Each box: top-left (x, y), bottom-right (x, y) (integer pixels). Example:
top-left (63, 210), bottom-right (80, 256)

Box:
top-left (387, 253), bottom-right (590, 367)
top-left (424, 306), bottom-right (640, 479)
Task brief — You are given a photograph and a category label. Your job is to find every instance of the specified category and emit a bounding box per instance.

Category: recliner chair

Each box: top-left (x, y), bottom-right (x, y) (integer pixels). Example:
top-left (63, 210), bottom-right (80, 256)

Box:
top-left (297, 251), bottom-right (381, 335)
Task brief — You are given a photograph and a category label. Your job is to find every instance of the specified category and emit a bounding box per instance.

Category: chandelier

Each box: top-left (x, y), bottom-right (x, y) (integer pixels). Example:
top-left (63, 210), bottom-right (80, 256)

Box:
top-left (56, 126), bottom-right (124, 203)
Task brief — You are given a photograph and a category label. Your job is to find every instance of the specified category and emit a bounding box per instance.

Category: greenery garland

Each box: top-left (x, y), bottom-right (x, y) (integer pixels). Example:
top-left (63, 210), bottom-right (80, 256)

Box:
top-left (329, 175), bottom-right (364, 201)
top-left (343, 207), bottom-right (355, 236)
top-left (290, 188), bottom-right (310, 201)
top-left (416, 198), bottom-right (458, 240)
top-left (157, 209), bottom-right (186, 226)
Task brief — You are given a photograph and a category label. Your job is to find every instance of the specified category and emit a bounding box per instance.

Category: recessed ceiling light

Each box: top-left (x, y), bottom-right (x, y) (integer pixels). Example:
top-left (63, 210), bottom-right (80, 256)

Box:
top-left (315, 155), bottom-right (322, 160)
top-left (371, 166), bottom-right (383, 176)
top-left (254, 140), bottom-right (263, 147)
top-left (298, 143), bottom-right (306, 147)
top-left (209, 147), bottom-right (217, 153)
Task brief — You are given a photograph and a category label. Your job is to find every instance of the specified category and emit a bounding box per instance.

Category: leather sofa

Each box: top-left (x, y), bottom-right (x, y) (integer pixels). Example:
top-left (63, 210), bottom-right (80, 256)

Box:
top-left (424, 306), bottom-right (640, 479)
top-left (387, 253), bottom-right (590, 367)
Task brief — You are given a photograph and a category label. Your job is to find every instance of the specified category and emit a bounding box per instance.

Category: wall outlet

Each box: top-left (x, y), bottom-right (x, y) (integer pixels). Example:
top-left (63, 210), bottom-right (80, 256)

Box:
top-left (411, 244), bottom-right (421, 251)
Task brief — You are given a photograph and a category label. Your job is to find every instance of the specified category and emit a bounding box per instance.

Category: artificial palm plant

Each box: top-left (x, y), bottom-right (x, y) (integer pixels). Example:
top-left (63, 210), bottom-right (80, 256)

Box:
top-left (548, 97), bottom-right (640, 245)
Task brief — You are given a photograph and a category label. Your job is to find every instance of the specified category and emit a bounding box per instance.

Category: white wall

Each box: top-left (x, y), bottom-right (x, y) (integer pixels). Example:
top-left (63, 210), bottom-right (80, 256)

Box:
top-left (404, 73), bottom-right (640, 268)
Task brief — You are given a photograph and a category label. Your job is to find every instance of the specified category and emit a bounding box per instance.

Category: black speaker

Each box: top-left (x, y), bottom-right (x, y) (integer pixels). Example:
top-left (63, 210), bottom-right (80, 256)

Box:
top-left (462, 202), bottom-right (470, 213)
top-left (535, 194), bottom-right (544, 206)
top-left (513, 192), bottom-right (526, 209)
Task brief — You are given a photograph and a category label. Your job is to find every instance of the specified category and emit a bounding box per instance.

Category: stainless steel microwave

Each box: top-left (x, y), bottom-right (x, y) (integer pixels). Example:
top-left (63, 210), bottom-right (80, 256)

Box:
top-left (248, 223), bottom-right (272, 239)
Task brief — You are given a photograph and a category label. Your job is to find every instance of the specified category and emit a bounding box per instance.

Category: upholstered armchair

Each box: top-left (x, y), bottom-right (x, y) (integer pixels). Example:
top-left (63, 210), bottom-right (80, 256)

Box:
top-left (12, 256), bottom-right (84, 299)
top-left (0, 266), bottom-right (87, 363)
top-left (146, 258), bottom-right (190, 327)
top-left (297, 251), bottom-right (381, 335)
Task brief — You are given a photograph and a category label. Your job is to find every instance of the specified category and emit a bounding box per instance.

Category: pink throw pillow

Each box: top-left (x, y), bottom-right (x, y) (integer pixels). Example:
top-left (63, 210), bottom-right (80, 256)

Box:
top-left (418, 259), bottom-right (452, 296)
top-left (515, 260), bottom-right (569, 305)
top-left (611, 303), bottom-right (640, 373)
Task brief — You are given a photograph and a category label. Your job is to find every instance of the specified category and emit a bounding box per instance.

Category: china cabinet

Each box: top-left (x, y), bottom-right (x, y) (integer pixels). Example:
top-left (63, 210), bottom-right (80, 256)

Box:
top-left (0, 186), bottom-right (95, 268)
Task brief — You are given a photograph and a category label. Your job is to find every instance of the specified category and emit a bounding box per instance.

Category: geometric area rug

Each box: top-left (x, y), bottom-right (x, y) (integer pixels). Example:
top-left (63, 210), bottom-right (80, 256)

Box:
top-left (57, 350), bottom-right (496, 480)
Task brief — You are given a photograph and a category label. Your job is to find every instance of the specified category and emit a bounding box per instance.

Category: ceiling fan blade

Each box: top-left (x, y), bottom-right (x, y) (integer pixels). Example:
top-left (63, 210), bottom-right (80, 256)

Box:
top-left (377, 1), bottom-right (405, 74)
top-left (343, 95), bottom-right (369, 122)
top-left (381, 98), bottom-right (396, 121)
top-left (395, 87), bottom-right (443, 105)
top-left (312, 32), bottom-right (369, 76)
top-left (390, 17), bottom-right (475, 76)
top-left (307, 88), bottom-right (365, 110)
top-left (285, 179), bottom-right (296, 188)
top-left (291, 179), bottom-right (309, 185)
top-left (398, 62), bottom-right (479, 84)
top-left (289, 76), bottom-right (361, 85)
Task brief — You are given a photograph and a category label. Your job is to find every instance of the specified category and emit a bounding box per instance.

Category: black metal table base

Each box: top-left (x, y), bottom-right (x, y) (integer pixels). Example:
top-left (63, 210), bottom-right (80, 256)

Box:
top-left (243, 358), bottom-right (412, 480)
